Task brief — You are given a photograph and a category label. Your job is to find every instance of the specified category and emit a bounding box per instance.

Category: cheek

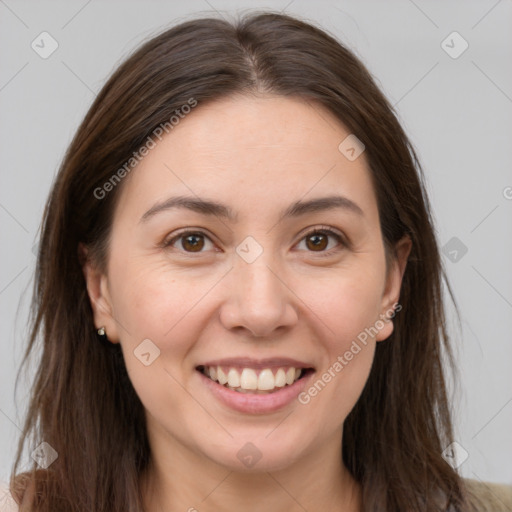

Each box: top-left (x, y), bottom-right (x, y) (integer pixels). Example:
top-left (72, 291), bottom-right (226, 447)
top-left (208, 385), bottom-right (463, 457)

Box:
top-left (303, 260), bottom-right (386, 346)
top-left (294, 263), bottom-right (384, 421)
top-left (107, 257), bottom-right (228, 404)
top-left (109, 260), bottom-right (215, 432)
top-left (298, 294), bottom-right (377, 434)
top-left (106, 259), bottom-right (211, 404)
top-left (108, 257), bottom-right (217, 344)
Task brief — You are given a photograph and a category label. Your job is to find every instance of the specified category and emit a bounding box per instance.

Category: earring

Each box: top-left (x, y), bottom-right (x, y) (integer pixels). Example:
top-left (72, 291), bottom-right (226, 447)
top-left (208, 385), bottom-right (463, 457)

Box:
top-left (97, 326), bottom-right (106, 336)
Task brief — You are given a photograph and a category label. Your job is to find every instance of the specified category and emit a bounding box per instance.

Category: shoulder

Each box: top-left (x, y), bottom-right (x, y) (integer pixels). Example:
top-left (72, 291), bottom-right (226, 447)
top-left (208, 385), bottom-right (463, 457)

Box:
top-left (462, 478), bottom-right (512, 511)
top-left (2, 477), bottom-right (511, 512)
top-left (0, 482), bottom-right (18, 512)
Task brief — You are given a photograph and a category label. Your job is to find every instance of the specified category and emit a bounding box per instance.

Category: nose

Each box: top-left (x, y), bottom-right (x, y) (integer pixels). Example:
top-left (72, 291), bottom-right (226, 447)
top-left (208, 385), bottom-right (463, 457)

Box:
top-left (219, 256), bottom-right (299, 338)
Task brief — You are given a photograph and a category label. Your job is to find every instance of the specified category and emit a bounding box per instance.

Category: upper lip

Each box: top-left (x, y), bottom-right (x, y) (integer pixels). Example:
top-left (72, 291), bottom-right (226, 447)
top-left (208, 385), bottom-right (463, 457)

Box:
top-left (197, 357), bottom-right (315, 370)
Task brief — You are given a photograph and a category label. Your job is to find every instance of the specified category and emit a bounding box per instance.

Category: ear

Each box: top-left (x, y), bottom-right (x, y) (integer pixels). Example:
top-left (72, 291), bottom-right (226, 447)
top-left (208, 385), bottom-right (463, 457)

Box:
top-left (78, 243), bottom-right (120, 344)
top-left (375, 235), bottom-right (412, 342)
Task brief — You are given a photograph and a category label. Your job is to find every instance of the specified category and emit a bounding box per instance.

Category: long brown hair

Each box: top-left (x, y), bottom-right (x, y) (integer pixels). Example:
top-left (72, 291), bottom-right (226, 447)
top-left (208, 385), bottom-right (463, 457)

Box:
top-left (11, 11), bottom-right (472, 511)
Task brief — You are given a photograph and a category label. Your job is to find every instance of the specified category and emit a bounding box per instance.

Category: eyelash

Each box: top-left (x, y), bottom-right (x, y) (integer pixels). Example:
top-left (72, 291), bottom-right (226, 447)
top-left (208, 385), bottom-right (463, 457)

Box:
top-left (162, 225), bottom-right (347, 258)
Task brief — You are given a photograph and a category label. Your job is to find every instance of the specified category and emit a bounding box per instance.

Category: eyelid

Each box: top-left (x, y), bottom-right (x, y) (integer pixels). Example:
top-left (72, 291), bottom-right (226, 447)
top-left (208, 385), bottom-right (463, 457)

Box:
top-left (161, 228), bottom-right (218, 253)
top-left (294, 225), bottom-right (348, 256)
top-left (296, 224), bottom-right (347, 244)
top-left (162, 225), bottom-right (349, 255)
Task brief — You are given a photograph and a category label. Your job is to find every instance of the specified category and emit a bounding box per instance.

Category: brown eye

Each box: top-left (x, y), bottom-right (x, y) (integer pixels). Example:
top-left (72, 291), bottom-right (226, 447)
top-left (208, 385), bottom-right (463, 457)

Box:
top-left (164, 231), bottom-right (214, 253)
top-left (305, 232), bottom-right (329, 251)
top-left (181, 233), bottom-right (205, 252)
top-left (296, 228), bottom-right (345, 257)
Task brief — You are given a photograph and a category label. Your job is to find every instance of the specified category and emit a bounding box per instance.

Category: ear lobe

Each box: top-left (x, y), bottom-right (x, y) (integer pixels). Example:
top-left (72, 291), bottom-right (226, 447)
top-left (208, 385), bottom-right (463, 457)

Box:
top-left (376, 235), bottom-right (412, 342)
top-left (79, 243), bottom-right (120, 343)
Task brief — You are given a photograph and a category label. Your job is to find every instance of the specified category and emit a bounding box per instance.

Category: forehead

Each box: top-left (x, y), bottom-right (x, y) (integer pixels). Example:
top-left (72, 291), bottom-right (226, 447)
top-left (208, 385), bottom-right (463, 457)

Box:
top-left (113, 95), bottom-right (379, 226)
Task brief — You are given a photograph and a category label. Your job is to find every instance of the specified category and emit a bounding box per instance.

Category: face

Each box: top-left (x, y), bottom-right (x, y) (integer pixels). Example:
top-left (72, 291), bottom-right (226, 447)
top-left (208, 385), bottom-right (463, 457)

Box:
top-left (84, 95), bottom-right (410, 473)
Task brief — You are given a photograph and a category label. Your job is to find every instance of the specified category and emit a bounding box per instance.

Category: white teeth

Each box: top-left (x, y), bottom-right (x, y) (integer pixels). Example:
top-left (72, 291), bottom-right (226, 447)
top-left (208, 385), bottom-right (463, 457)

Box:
top-left (257, 369), bottom-right (275, 391)
top-left (274, 368), bottom-right (286, 387)
top-left (240, 368), bottom-right (258, 390)
top-left (217, 367), bottom-right (228, 385)
top-left (227, 368), bottom-right (240, 388)
top-left (202, 365), bottom-right (305, 392)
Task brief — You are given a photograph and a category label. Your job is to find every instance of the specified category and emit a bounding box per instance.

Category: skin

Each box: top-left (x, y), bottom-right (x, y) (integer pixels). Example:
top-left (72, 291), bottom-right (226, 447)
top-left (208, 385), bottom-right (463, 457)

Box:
top-left (83, 94), bottom-right (411, 512)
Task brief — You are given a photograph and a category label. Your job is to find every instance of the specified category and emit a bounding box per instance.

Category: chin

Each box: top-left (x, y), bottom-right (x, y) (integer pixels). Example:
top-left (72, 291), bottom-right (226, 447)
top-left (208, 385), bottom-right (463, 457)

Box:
top-left (198, 432), bottom-right (308, 473)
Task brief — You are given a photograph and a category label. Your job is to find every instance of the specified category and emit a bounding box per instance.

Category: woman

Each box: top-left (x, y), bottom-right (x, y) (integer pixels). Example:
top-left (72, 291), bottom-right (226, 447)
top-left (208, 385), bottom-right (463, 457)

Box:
top-left (4, 11), bottom-right (511, 512)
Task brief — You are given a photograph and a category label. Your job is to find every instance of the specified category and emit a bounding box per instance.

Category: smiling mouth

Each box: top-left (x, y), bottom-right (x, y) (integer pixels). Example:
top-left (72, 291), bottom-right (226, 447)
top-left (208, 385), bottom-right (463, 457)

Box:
top-left (196, 365), bottom-right (314, 394)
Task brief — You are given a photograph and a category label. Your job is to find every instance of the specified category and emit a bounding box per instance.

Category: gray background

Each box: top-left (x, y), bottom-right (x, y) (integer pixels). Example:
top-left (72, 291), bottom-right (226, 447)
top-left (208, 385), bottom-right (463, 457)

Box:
top-left (1, 0), bottom-right (511, 486)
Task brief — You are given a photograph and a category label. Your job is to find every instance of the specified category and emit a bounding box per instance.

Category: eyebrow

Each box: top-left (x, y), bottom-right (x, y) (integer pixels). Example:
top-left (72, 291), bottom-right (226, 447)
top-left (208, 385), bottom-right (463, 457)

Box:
top-left (139, 194), bottom-right (364, 224)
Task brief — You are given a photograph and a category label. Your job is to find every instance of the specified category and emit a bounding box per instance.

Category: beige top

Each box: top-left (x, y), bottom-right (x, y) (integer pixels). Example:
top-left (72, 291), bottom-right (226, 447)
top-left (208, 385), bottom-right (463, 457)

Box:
top-left (1, 478), bottom-right (511, 510)
top-left (0, 483), bottom-right (17, 512)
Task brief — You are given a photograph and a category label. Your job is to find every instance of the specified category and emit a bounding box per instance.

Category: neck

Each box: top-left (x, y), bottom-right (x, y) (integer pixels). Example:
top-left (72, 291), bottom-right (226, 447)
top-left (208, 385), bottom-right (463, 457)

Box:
top-left (141, 428), bottom-right (362, 512)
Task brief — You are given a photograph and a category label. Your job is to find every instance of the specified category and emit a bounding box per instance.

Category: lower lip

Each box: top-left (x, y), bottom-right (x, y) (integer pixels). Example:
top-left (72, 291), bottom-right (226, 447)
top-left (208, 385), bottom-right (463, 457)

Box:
top-left (198, 370), bottom-right (314, 414)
